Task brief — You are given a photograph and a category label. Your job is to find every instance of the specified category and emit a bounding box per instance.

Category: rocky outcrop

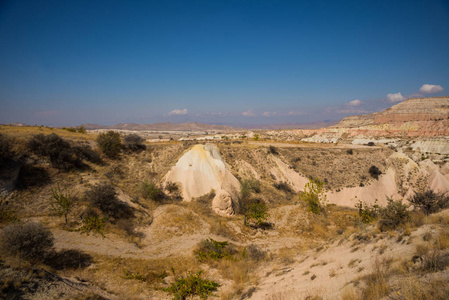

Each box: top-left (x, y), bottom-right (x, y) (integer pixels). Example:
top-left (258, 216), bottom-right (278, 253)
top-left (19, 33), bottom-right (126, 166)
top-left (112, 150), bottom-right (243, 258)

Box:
top-left (163, 144), bottom-right (240, 216)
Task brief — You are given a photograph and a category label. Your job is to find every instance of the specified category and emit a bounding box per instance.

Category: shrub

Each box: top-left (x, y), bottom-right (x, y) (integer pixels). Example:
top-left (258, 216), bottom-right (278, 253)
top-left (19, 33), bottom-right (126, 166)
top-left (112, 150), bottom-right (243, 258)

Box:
top-left (300, 179), bottom-right (327, 214)
top-left (242, 198), bottom-right (269, 227)
top-left (346, 149), bottom-right (353, 155)
top-left (366, 142), bottom-right (375, 146)
top-left (140, 181), bottom-right (165, 202)
top-left (368, 165), bottom-right (382, 180)
top-left (50, 185), bottom-right (76, 224)
top-left (253, 133), bottom-right (260, 141)
top-left (0, 205), bottom-right (17, 224)
top-left (163, 269), bottom-right (220, 300)
top-left (0, 133), bottom-right (12, 165)
top-left (409, 190), bottom-right (449, 215)
top-left (355, 200), bottom-right (380, 223)
top-left (378, 199), bottom-right (410, 231)
top-left (96, 131), bottom-right (121, 158)
top-left (124, 134), bottom-right (145, 151)
top-left (0, 222), bottom-right (54, 262)
top-left (268, 145), bottom-right (279, 155)
top-left (79, 209), bottom-right (107, 237)
top-left (84, 183), bottom-right (134, 220)
top-left (28, 133), bottom-right (83, 171)
top-left (195, 238), bottom-right (235, 262)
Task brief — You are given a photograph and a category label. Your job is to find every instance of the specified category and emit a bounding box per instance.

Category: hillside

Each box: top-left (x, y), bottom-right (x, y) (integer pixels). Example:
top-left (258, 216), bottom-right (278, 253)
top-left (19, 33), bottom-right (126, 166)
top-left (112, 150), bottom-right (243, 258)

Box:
top-left (1, 96), bottom-right (449, 299)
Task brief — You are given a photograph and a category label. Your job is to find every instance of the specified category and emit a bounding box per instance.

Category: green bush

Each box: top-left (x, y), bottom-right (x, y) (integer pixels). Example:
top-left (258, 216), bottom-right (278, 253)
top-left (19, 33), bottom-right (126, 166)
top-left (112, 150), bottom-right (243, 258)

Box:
top-left (123, 134), bottom-right (145, 151)
top-left (163, 269), bottom-right (220, 300)
top-left (79, 209), bottom-right (107, 237)
top-left (96, 131), bottom-right (122, 158)
top-left (0, 222), bottom-right (54, 262)
top-left (194, 238), bottom-right (235, 262)
top-left (240, 178), bottom-right (261, 202)
top-left (84, 183), bottom-right (134, 220)
top-left (355, 200), bottom-right (380, 223)
top-left (409, 191), bottom-right (449, 215)
top-left (300, 179), bottom-right (327, 214)
top-left (379, 199), bottom-right (410, 231)
top-left (242, 198), bottom-right (269, 227)
top-left (140, 181), bottom-right (165, 202)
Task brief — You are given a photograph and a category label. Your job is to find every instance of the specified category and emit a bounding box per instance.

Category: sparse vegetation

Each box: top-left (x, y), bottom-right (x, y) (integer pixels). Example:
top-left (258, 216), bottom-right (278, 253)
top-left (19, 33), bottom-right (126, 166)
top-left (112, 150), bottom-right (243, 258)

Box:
top-left (0, 222), bottom-right (54, 262)
top-left (96, 131), bottom-right (122, 158)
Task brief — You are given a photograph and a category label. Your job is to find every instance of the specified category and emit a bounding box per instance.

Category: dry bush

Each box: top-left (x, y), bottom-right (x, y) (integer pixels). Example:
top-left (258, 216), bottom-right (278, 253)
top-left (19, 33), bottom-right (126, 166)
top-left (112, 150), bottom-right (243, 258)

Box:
top-left (123, 134), bottom-right (145, 151)
top-left (84, 183), bottom-right (134, 220)
top-left (0, 222), bottom-right (54, 262)
top-left (140, 181), bottom-right (165, 202)
top-left (409, 190), bottom-right (449, 215)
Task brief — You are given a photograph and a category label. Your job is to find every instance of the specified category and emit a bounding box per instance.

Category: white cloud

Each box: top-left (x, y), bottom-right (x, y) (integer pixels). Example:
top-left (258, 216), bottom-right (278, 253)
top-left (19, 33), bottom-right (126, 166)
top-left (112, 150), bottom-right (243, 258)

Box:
top-left (167, 108), bottom-right (188, 116)
top-left (386, 92), bottom-right (405, 103)
top-left (347, 99), bottom-right (362, 106)
top-left (242, 109), bottom-right (256, 117)
top-left (287, 111), bottom-right (307, 116)
top-left (263, 111), bottom-right (277, 117)
top-left (419, 84), bottom-right (444, 94)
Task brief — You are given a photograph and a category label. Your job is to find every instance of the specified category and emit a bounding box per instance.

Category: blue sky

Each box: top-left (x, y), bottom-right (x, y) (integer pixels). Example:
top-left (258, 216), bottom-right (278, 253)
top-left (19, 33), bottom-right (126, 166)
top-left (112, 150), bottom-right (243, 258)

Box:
top-left (0, 0), bottom-right (448, 127)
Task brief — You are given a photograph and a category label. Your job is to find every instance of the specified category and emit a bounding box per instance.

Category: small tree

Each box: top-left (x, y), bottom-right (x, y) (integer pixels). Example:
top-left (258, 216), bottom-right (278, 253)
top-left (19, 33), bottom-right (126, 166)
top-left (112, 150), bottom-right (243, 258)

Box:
top-left (50, 185), bottom-right (76, 224)
top-left (355, 200), bottom-right (379, 223)
top-left (253, 133), bottom-right (260, 141)
top-left (96, 131), bottom-right (121, 159)
top-left (0, 222), bottom-right (54, 262)
top-left (300, 179), bottom-right (327, 214)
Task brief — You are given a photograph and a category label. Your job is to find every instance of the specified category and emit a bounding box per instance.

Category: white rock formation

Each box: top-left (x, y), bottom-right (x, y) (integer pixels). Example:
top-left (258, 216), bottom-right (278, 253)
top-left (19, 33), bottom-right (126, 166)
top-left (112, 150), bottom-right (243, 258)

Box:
top-left (164, 144), bottom-right (240, 216)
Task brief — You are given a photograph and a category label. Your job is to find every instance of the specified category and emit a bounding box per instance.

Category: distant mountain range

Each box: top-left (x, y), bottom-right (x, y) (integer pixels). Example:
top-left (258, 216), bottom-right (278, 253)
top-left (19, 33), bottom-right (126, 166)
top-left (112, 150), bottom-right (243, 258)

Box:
top-left (80, 122), bottom-right (242, 132)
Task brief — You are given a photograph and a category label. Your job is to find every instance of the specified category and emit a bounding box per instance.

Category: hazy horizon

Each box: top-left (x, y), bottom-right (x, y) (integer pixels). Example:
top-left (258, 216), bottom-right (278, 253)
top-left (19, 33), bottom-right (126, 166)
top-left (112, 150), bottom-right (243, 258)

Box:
top-left (1, 0), bottom-right (448, 127)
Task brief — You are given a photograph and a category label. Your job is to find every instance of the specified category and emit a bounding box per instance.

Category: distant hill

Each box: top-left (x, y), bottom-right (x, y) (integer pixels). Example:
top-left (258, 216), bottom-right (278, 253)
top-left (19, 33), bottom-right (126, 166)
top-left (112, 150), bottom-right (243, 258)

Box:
top-left (335, 96), bottom-right (449, 128)
top-left (80, 122), bottom-right (241, 132)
